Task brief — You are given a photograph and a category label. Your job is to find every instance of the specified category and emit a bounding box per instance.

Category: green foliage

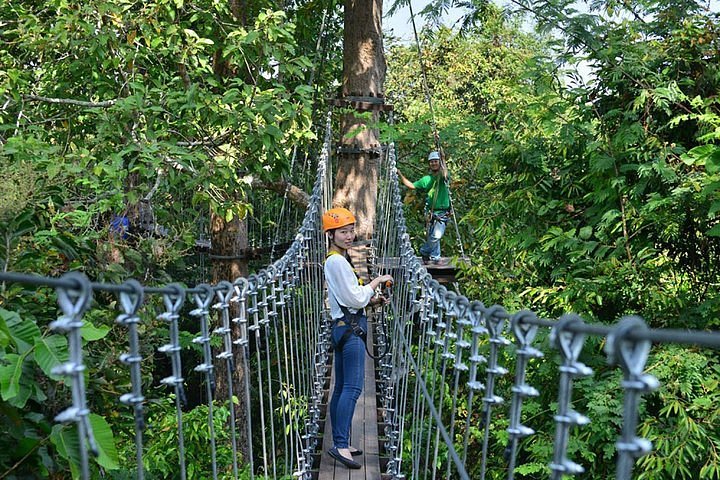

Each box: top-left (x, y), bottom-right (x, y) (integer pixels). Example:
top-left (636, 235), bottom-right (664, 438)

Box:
top-left (51, 414), bottom-right (120, 477)
top-left (637, 346), bottom-right (720, 479)
top-left (0, 0), bottom-right (340, 475)
top-left (0, 307), bottom-right (114, 477)
top-left (387, 0), bottom-right (720, 478)
top-left (0, 0), bottom-right (320, 284)
top-left (114, 398), bottom-right (245, 479)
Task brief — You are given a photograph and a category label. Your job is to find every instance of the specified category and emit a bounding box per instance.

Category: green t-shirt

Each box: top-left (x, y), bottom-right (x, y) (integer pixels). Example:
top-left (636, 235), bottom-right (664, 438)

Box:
top-left (413, 174), bottom-right (450, 212)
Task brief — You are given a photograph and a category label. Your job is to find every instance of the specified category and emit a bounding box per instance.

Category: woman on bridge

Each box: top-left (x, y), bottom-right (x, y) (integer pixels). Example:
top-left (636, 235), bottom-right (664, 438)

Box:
top-left (322, 207), bottom-right (393, 469)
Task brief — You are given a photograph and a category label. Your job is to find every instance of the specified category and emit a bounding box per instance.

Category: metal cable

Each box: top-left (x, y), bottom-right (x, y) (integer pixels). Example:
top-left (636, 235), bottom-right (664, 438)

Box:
top-left (191, 284), bottom-right (219, 480)
top-left (116, 280), bottom-right (146, 480)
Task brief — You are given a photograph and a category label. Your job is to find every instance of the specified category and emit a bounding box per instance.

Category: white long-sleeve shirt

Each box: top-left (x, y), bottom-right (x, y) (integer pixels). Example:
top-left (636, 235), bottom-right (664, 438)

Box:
top-left (324, 253), bottom-right (374, 320)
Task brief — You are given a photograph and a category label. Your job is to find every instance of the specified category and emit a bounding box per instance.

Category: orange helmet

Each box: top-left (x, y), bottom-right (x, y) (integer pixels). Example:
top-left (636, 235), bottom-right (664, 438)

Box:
top-left (322, 207), bottom-right (356, 232)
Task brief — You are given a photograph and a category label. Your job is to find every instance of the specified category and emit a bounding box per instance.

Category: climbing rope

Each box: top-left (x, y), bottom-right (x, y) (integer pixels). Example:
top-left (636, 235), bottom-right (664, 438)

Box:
top-left (405, 9), bottom-right (467, 260)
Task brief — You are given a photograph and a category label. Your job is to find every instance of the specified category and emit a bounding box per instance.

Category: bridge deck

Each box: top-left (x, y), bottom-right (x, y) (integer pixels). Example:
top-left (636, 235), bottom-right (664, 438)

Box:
top-left (319, 321), bottom-right (382, 480)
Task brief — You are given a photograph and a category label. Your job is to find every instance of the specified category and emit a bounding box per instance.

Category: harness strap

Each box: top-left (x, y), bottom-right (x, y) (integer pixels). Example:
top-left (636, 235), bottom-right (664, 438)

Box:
top-left (332, 304), bottom-right (366, 352)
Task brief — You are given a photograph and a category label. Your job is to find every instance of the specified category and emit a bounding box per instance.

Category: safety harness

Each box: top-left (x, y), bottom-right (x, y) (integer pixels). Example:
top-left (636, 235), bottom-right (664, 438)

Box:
top-left (326, 251), bottom-right (367, 353)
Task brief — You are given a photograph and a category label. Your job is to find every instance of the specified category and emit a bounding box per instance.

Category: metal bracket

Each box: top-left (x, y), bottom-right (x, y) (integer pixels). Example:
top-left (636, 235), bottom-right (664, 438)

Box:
top-left (330, 95), bottom-right (394, 112)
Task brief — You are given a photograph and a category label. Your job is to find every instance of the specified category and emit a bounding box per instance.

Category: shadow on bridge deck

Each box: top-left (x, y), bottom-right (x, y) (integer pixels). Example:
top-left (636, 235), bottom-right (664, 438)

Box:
top-left (318, 320), bottom-right (385, 480)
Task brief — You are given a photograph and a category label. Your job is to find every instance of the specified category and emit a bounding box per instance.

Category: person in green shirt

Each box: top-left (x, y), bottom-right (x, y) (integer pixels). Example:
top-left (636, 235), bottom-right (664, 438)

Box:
top-left (397, 150), bottom-right (451, 265)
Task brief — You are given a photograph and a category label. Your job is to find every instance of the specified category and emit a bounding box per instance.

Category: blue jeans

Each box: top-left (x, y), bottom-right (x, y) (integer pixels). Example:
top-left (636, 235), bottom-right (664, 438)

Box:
top-left (419, 216), bottom-right (447, 261)
top-left (329, 316), bottom-right (367, 448)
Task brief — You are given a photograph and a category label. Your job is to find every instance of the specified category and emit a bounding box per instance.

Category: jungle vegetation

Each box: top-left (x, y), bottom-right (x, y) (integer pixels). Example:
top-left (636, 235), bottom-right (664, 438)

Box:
top-left (1, 0), bottom-right (718, 477)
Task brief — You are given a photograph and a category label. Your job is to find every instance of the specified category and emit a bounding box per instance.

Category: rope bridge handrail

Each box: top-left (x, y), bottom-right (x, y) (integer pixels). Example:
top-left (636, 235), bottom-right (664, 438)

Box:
top-left (0, 113), bottom-right (335, 480)
top-left (370, 142), bottom-right (720, 480)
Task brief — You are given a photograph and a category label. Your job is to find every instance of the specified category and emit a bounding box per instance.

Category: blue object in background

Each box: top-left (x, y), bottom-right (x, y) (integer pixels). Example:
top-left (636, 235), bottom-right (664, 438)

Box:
top-left (110, 215), bottom-right (130, 239)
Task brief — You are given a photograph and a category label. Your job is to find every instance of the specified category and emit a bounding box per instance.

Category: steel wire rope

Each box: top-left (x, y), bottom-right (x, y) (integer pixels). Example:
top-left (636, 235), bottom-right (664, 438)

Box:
top-left (431, 294), bottom-right (455, 480)
top-left (281, 263), bottom-right (302, 473)
top-left (265, 265), bottom-right (288, 476)
top-left (294, 259), bottom-right (314, 477)
top-left (368, 141), bottom-right (399, 472)
top-left (301, 244), bottom-right (316, 442)
top-left (371, 142), bottom-right (399, 361)
top-left (273, 267), bottom-right (294, 475)
top-left (191, 285), bottom-right (219, 480)
top-left (289, 255), bottom-right (307, 464)
top-left (445, 296), bottom-right (471, 480)
top-left (212, 282), bottom-right (241, 480)
top-left (247, 278), bottom-right (270, 475)
top-left (418, 283), bottom-right (442, 479)
top-left (406, 1), bottom-right (467, 261)
top-left (291, 212), bottom-right (316, 469)
top-left (232, 279), bottom-right (255, 480)
top-left (479, 309), bottom-right (511, 480)
top-left (268, 269), bottom-right (289, 476)
top-left (386, 209), bottom-right (422, 477)
top-left (407, 272), bottom-right (426, 479)
top-left (416, 277), bottom-right (436, 480)
top-left (115, 281), bottom-right (146, 480)
top-left (440, 291), bottom-right (464, 480)
top-left (307, 125), bottom-right (332, 456)
top-left (421, 290), bottom-right (442, 480)
top-left (374, 144), bottom-right (399, 471)
top-left (295, 237), bottom-right (312, 462)
top-left (158, 285), bottom-right (188, 480)
top-left (3, 259), bottom-right (707, 346)
top-left (376, 145), bottom-right (402, 473)
top-left (460, 303), bottom-right (488, 466)
top-left (387, 289), bottom-right (472, 480)
top-left (393, 253), bottom-right (417, 475)
top-left (256, 275), bottom-right (279, 479)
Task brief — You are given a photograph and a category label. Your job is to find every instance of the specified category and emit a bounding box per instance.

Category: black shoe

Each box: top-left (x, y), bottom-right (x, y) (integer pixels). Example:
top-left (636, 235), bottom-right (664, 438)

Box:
top-left (350, 448), bottom-right (363, 456)
top-left (328, 447), bottom-right (361, 469)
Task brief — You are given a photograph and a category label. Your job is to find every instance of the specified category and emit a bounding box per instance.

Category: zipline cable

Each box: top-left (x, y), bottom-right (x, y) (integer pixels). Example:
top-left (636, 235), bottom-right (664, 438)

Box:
top-left (407, 3), bottom-right (467, 261)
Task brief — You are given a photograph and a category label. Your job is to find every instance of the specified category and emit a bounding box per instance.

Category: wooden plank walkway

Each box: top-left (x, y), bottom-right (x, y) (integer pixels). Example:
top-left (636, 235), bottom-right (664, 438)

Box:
top-left (318, 321), bottom-right (382, 480)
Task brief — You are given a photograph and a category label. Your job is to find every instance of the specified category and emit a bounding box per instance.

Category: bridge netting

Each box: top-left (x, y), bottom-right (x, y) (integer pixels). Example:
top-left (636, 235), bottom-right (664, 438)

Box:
top-left (1, 114), bottom-right (720, 480)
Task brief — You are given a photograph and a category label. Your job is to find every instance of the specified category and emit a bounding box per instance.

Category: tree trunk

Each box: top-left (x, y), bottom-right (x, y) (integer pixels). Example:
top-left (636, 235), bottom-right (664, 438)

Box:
top-left (209, 209), bottom-right (250, 460)
top-left (335, 0), bottom-right (386, 243)
top-left (209, 0), bottom-right (253, 461)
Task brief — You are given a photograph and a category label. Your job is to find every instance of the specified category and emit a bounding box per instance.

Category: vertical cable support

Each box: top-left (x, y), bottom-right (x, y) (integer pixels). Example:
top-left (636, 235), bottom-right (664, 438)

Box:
top-left (116, 280), bottom-right (146, 480)
top-left (605, 316), bottom-right (659, 480)
top-left (213, 280), bottom-right (240, 479)
top-left (505, 311), bottom-right (543, 480)
top-left (51, 272), bottom-right (97, 480)
top-left (191, 284), bottom-right (219, 480)
top-left (549, 315), bottom-right (593, 479)
top-left (479, 305), bottom-right (510, 480)
top-left (231, 277), bottom-right (254, 480)
top-left (158, 283), bottom-right (187, 480)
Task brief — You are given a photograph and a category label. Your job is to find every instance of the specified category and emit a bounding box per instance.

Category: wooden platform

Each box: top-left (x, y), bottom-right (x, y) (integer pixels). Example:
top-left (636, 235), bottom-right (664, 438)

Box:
top-left (319, 322), bottom-right (382, 480)
top-left (374, 256), bottom-right (466, 284)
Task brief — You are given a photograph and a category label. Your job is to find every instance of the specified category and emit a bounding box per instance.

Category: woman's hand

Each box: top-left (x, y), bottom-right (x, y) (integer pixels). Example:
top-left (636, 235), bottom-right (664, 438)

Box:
top-left (377, 274), bottom-right (393, 284)
top-left (369, 274), bottom-right (393, 291)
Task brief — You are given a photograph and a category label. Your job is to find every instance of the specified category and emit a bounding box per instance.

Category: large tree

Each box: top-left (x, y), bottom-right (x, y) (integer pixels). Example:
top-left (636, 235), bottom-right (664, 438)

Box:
top-left (334, 0), bottom-right (387, 242)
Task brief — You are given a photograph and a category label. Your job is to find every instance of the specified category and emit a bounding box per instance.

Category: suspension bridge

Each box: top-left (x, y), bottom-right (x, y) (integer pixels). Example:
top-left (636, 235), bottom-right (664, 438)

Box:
top-left (2, 115), bottom-right (720, 480)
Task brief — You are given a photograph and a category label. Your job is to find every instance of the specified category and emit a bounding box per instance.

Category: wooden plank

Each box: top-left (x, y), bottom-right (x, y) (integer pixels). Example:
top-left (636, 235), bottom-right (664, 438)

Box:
top-left (319, 320), bottom-right (381, 480)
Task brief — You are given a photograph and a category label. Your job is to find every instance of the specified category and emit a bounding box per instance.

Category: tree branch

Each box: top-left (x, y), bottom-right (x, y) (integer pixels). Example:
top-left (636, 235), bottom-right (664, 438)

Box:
top-left (23, 94), bottom-right (116, 108)
top-left (252, 179), bottom-right (310, 208)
